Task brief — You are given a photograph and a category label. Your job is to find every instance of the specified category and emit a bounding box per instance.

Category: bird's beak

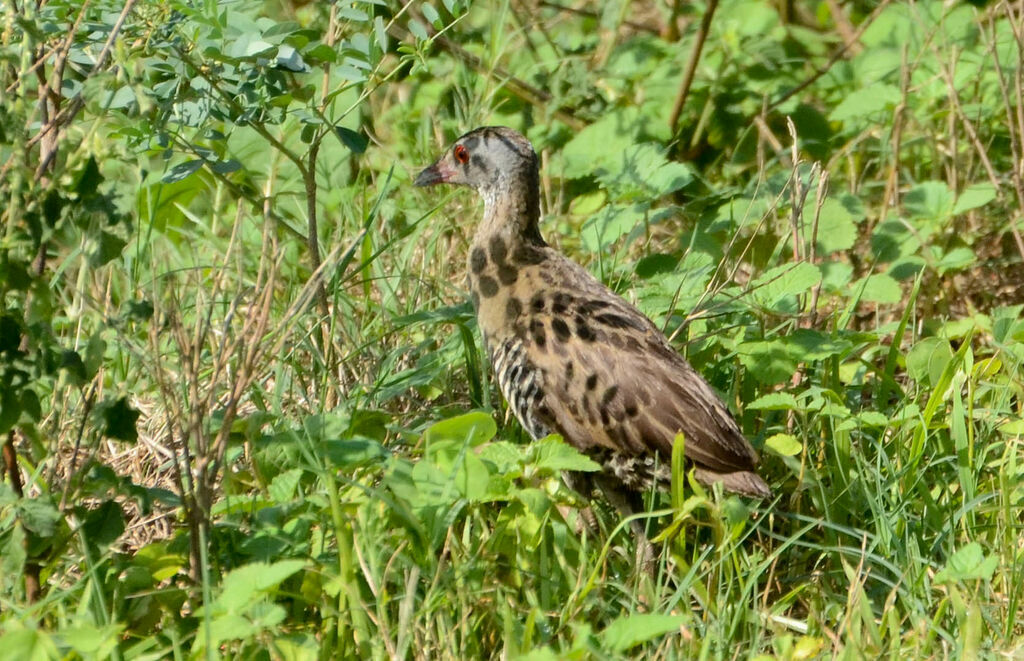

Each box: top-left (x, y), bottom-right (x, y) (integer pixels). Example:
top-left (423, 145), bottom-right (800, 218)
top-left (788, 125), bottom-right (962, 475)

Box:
top-left (414, 159), bottom-right (455, 186)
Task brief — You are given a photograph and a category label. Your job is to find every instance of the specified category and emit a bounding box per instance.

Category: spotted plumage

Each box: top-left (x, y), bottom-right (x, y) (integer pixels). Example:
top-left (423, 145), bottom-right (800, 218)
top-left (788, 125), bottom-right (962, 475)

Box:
top-left (415, 126), bottom-right (770, 500)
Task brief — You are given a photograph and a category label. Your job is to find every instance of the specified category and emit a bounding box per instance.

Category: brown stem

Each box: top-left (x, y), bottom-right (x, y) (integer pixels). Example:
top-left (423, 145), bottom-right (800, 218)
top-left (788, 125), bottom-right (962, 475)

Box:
top-left (669, 0), bottom-right (719, 143)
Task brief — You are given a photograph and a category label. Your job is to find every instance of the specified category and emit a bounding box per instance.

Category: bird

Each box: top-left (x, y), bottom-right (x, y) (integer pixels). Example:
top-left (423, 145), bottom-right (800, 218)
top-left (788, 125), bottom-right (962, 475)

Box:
top-left (414, 126), bottom-right (771, 503)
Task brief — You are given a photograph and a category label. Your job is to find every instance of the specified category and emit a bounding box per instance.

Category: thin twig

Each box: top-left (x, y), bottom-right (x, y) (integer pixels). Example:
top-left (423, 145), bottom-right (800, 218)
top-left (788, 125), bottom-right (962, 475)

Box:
top-left (669, 0), bottom-right (718, 140)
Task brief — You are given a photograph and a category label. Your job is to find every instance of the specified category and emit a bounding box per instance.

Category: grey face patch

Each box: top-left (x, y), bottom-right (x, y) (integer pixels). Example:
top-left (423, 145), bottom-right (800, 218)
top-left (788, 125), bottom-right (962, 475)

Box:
top-left (471, 247), bottom-right (488, 274)
top-left (497, 264), bottom-right (518, 285)
top-left (477, 275), bottom-right (499, 297)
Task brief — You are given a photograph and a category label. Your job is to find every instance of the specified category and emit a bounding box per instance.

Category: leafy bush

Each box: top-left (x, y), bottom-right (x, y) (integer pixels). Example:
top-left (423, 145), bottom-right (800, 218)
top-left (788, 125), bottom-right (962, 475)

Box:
top-left (1, 0), bottom-right (1022, 658)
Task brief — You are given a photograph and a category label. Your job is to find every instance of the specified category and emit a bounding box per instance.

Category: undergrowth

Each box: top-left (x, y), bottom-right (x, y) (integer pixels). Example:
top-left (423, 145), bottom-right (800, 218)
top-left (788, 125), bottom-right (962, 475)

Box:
top-left (1, 0), bottom-right (1022, 658)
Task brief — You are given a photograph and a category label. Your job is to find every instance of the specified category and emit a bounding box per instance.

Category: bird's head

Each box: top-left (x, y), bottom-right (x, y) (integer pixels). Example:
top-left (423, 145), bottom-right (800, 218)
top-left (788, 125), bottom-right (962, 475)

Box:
top-left (414, 126), bottom-right (538, 199)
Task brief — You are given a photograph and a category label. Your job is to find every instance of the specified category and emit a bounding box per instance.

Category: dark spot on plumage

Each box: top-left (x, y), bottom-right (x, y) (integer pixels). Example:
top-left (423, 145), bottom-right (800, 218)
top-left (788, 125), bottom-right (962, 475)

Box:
top-left (506, 297), bottom-right (523, 320)
top-left (513, 245), bottom-right (546, 265)
top-left (551, 318), bottom-right (571, 342)
top-left (489, 235), bottom-right (507, 264)
top-left (498, 264), bottom-right (518, 285)
top-left (567, 400), bottom-right (579, 416)
top-left (600, 407), bottom-right (610, 425)
top-left (595, 313), bottom-right (641, 331)
top-left (576, 319), bottom-right (596, 342)
top-left (602, 385), bottom-right (619, 407)
top-left (532, 387), bottom-right (545, 402)
top-left (470, 153), bottom-right (488, 173)
top-left (530, 319), bottom-right (546, 348)
top-left (623, 396), bottom-right (639, 417)
top-left (478, 275), bottom-right (499, 297)
top-left (552, 292), bottom-right (573, 315)
top-left (564, 360), bottom-right (574, 381)
top-left (470, 247), bottom-right (487, 274)
top-left (586, 373), bottom-right (598, 390)
top-left (578, 299), bottom-right (612, 315)
top-left (530, 293), bottom-right (545, 312)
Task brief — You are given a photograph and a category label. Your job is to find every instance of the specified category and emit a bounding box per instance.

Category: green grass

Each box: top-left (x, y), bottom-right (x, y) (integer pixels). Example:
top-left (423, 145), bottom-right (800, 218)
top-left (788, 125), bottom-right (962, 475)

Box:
top-left (1, 0), bottom-right (1023, 658)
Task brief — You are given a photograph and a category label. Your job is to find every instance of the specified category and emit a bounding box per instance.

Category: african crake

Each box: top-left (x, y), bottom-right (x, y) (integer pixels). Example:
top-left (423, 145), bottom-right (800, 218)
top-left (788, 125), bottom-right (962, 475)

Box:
top-left (415, 127), bottom-right (771, 500)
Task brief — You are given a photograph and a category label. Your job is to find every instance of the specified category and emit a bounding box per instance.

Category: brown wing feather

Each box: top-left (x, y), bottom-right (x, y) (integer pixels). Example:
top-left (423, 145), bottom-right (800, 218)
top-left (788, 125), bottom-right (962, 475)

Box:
top-left (522, 256), bottom-right (762, 476)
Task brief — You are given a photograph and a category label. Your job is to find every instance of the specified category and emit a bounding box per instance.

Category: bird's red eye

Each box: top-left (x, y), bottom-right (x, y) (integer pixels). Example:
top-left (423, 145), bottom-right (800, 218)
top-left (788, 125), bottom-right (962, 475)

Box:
top-left (454, 144), bottom-right (469, 164)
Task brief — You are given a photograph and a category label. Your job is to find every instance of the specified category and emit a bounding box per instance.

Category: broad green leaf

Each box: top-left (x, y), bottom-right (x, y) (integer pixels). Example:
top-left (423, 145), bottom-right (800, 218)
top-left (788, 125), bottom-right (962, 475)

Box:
top-left (322, 439), bottom-right (388, 469)
top-left (0, 627), bottom-right (59, 661)
top-left (904, 181), bottom-right (955, 225)
top-left (934, 542), bottom-right (998, 583)
top-left (213, 560), bottom-right (306, 613)
top-left (802, 197), bottom-right (857, 255)
top-left (748, 392), bottom-right (800, 410)
top-left (580, 203), bottom-right (646, 252)
top-left (934, 247), bottom-right (976, 275)
top-left (855, 273), bottom-right (902, 304)
top-left (736, 340), bottom-right (798, 385)
top-left (953, 183), bottom-right (996, 215)
top-left (765, 433), bottom-right (801, 456)
top-left (162, 159), bottom-right (203, 183)
top-left (829, 83), bottom-right (901, 121)
top-left (528, 436), bottom-right (600, 474)
top-left (748, 262), bottom-right (821, 310)
top-left (906, 337), bottom-right (953, 386)
top-left (600, 613), bottom-right (688, 653)
top-left (425, 412), bottom-right (496, 448)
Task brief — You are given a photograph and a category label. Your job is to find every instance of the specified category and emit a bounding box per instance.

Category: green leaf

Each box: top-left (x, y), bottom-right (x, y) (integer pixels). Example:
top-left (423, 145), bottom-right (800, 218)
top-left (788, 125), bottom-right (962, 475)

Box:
top-left (748, 392), bottom-right (800, 410)
top-left (322, 439), bottom-right (388, 469)
top-left (424, 412), bottom-right (496, 447)
top-left (600, 613), bottom-right (688, 653)
top-left (580, 203), bottom-right (646, 252)
top-left (934, 247), bottom-right (976, 275)
top-left (953, 183), bottom-right (996, 215)
top-left (829, 83), bottom-right (901, 121)
top-left (335, 126), bottom-right (368, 153)
top-left (0, 627), bottom-right (60, 661)
top-left (855, 273), bottom-right (902, 304)
top-left (79, 500), bottom-right (125, 548)
top-left (162, 159), bottom-right (203, 183)
top-left (803, 197), bottom-right (857, 255)
top-left (213, 560), bottom-right (307, 613)
top-left (527, 436), bottom-right (600, 474)
top-left (765, 433), bottom-right (802, 457)
top-left (98, 396), bottom-right (140, 443)
top-left (906, 337), bottom-right (953, 386)
top-left (736, 340), bottom-right (798, 385)
top-left (20, 498), bottom-right (62, 537)
top-left (904, 181), bottom-right (955, 225)
top-left (748, 262), bottom-right (821, 310)
top-left (934, 542), bottom-right (998, 583)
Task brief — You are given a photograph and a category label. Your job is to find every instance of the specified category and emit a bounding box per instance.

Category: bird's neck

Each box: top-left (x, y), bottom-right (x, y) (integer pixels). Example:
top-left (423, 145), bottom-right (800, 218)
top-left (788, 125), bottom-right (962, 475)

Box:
top-left (475, 176), bottom-right (544, 247)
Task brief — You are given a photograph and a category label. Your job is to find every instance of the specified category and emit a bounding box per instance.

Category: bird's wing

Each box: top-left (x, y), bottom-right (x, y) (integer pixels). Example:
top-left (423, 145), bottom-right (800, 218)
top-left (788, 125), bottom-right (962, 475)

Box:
top-left (522, 259), bottom-right (759, 475)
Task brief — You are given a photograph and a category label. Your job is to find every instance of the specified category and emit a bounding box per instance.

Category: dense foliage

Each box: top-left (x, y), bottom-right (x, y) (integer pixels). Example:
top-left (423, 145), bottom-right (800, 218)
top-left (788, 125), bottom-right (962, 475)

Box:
top-left (1, 0), bottom-right (1022, 658)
